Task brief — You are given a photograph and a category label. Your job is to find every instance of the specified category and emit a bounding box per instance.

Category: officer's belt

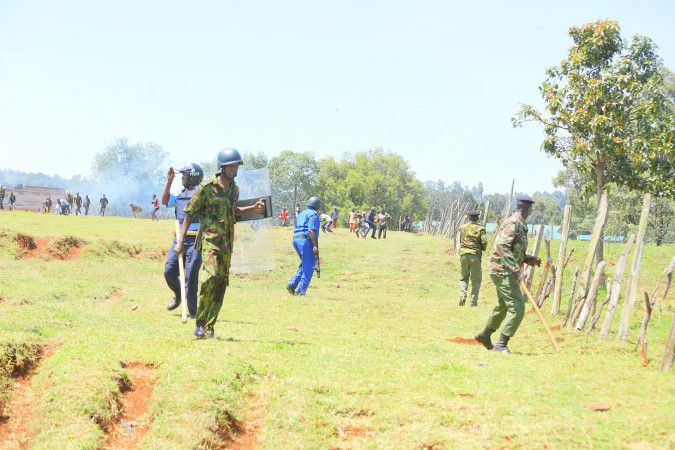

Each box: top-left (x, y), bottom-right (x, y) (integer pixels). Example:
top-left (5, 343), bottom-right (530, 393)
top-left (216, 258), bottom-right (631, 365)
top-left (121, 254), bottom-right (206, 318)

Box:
top-left (185, 230), bottom-right (199, 236)
top-left (293, 234), bottom-right (310, 240)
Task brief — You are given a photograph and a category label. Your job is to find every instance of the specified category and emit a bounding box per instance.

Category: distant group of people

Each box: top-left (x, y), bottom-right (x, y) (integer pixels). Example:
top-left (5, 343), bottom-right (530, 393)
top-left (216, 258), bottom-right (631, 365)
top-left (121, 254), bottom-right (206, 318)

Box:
top-left (349, 207), bottom-right (392, 239)
top-left (43, 192), bottom-right (99, 216)
top-left (0, 184), bottom-right (17, 211)
top-left (280, 204), bottom-right (397, 240)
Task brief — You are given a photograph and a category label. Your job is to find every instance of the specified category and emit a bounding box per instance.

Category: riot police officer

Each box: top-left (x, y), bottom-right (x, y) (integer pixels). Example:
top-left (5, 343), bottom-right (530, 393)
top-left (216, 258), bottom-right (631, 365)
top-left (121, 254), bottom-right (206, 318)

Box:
top-left (162, 162), bottom-right (205, 318)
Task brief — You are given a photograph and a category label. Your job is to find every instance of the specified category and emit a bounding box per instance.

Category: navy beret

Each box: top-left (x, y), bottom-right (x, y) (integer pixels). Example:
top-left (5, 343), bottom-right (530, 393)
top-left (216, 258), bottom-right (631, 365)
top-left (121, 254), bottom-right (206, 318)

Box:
top-left (467, 210), bottom-right (480, 218)
top-left (516, 195), bottom-right (535, 204)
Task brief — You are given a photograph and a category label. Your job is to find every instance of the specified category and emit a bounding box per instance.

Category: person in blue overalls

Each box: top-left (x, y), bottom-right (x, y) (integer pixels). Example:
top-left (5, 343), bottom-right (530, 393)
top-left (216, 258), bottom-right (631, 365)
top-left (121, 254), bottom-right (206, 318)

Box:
top-left (287, 196), bottom-right (321, 296)
top-left (162, 162), bottom-right (204, 318)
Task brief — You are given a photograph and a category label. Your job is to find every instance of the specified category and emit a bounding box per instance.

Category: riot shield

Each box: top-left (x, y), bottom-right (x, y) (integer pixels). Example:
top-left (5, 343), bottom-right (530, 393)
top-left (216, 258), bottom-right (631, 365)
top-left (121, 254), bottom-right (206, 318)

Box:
top-left (231, 168), bottom-right (276, 274)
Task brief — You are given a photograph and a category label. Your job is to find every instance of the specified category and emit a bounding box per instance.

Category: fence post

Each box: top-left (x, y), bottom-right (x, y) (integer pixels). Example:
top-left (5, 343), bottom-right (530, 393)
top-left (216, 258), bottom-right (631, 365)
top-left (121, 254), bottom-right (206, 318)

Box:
top-left (618, 193), bottom-right (651, 341)
top-left (551, 204), bottom-right (572, 314)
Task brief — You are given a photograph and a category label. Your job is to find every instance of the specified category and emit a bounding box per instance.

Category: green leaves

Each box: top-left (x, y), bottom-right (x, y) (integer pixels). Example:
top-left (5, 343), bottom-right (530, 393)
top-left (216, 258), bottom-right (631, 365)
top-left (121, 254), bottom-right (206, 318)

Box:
top-left (514, 19), bottom-right (675, 199)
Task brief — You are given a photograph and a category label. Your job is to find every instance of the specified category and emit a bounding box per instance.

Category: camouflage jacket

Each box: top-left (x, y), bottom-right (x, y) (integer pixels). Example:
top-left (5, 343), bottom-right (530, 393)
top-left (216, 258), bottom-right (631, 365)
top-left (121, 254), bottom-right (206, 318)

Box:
top-left (489, 213), bottom-right (536, 278)
top-left (459, 222), bottom-right (488, 257)
top-left (184, 173), bottom-right (239, 254)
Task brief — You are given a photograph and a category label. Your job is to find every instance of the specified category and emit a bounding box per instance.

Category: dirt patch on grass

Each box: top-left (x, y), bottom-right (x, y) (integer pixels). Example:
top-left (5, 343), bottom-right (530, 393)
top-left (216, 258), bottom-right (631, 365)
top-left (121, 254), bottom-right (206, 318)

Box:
top-left (16, 235), bottom-right (85, 260)
top-left (0, 340), bottom-right (62, 448)
top-left (103, 362), bottom-right (156, 449)
top-left (336, 423), bottom-right (372, 439)
top-left (446, 337), bottom-right (481, 346)
top-left (202, 382), bottom-right (275, 449)
top-left (103, 289), bottom-right (126, 304)
top-left (202, 410), bottom-right (245, 449)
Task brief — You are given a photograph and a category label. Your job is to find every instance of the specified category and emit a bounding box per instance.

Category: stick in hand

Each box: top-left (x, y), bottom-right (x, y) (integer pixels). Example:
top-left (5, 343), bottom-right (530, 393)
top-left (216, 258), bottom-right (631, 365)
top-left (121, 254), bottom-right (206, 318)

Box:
top-left (517, 277), bottom-right (560, 352)
top-left (175, 220), bottom-right (188, 324)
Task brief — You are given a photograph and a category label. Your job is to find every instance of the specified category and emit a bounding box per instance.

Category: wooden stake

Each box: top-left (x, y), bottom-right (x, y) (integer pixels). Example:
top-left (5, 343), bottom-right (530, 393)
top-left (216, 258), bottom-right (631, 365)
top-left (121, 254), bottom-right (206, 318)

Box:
top-left (562, 267), bottom-right (580, 329)
top-left (598, 234), bottom-right (636, 341)
top-left (572, 194), bottom-right (609, 324)
top-left (587, 278), bottom-right (611, 336)
top-left (518, 279), bottom-right (560, 352)
top-left (576, 261), bottom-right (607, 331)
top-left (534, 238), bottom-right (552, 300)
top-left (551, 204), bottom-right (572, 314)
top-left (175, 220), bottom-right (188, 324)
top-left (618, 193), bottom-right (651, 341)
top-left (636, 292), bottom-right (656, 367)
top-left (482, 200), bottom-right (490, 227)
top-left (525, 225), bottom-right (545, 290)
top-left (661, 317), bottom-right (675, 373)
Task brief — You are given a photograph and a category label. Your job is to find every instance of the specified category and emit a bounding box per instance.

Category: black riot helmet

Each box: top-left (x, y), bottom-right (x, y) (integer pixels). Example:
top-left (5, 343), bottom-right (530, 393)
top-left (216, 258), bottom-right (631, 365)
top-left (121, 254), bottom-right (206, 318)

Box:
top-left (176, 162), bottom-right (204, 186)
top-left (307, 196), bottom-right (321, 210)
top-left (217, 148), bottom-right (244, 168)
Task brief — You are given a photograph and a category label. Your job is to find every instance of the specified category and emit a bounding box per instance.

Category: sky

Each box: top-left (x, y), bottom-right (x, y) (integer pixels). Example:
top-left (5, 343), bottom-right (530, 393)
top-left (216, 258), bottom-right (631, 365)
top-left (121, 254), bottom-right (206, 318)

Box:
top-left (1, 0), bottom-right (674, 195)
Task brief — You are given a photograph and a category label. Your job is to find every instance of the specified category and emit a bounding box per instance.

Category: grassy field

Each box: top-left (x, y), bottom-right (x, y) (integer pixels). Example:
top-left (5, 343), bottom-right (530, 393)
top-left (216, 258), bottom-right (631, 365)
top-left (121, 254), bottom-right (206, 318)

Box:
top-left (0, 210), bottom-right (673, 449)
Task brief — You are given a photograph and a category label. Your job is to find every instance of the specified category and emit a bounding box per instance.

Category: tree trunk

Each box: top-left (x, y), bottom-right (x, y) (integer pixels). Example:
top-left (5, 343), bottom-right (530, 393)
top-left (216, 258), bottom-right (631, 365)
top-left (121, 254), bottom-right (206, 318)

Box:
top-left (618, 193), bottom-right (652, 341)
top-left (551, 204), bottom-right (572, 314)
top-left (598, 234), bottom-right (636, 341)
top-left (595, 160), bottom-right (605, 266)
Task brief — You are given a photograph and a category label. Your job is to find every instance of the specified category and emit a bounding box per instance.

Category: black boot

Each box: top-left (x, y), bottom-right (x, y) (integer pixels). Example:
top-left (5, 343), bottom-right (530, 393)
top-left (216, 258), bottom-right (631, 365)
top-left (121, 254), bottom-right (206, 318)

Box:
top-left (194, 320), bottom-right (206, 338)
top-left (167, 297), bottom-right (180, 311)
top-left (474, 327), bottom-right (495, 350)
top-left (493, 334), bottom-right (512, 354)
top-left (286, 284), bottom-right (296, 295)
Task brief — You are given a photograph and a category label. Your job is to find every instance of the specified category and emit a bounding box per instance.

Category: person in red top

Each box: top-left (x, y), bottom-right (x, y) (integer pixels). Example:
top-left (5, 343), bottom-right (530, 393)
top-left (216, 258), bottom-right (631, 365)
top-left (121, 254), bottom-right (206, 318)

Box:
top-left (151, 194), bottom-right (160, 221)
top-left (280, 206), bottom-right (290, 226)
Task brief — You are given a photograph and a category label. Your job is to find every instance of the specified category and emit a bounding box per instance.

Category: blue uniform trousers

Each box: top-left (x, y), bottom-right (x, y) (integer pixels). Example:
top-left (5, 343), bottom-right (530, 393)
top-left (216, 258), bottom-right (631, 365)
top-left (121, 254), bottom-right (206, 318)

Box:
top-left (164, 235), bottom-right (202, 315)
top-left (288, 238), bottom-right (316, 294)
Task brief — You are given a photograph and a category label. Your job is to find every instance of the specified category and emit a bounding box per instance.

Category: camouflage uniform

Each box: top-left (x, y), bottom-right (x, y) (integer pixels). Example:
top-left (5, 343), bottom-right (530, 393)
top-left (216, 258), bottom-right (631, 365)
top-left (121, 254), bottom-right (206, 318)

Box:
top-left (458, 221), bottom-right (488, 306)
top-left (184, 173), bottom-right (239, 335)
top-left (485, 213), bottom-right (537, 337)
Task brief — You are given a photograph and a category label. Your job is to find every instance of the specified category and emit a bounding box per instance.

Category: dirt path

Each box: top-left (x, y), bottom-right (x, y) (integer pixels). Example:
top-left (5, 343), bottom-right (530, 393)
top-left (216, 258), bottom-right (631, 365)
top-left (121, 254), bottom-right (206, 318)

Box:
top-left (103, 362), bottom-right (155, 449)
top-left (0, 340), bottom-right (61, 449)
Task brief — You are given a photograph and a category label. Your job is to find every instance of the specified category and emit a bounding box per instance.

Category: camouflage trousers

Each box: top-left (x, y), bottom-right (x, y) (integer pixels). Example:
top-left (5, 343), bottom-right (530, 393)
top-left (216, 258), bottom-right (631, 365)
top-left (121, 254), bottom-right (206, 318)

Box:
top-left (459, 254), bottom-right (482, 305)
top-left (485, 273), bottom-right (525, 337)
top-left (196, 244), bottom-right (232, 333)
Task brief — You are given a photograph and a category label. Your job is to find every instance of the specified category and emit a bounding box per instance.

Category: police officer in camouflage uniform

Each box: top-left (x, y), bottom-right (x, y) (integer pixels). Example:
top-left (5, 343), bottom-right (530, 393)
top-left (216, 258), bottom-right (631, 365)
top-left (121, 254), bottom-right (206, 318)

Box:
top-left (474, 196), bottom-right (541, 354)
top-left (162, 162), bottom-right (204, 318)
top-left (175, 148), bottom-right (265, 339)
top-left (458, 210), bottom-right (488, 307)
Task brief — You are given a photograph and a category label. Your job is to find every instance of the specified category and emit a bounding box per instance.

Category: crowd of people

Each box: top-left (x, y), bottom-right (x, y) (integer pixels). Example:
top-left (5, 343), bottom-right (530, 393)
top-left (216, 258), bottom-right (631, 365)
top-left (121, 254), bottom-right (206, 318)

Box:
top-left (278, 203), bottom-right (413, 237)
top-left (42, 192), bottom-right (104, 216)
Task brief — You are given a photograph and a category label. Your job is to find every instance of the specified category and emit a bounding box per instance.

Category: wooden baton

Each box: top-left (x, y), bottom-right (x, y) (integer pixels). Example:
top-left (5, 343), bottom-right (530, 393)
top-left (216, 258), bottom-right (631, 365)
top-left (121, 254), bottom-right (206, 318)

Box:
top-left (518, 278), bottom-right (560, 352)
top-left (175, 220), bottom-right (188, 324)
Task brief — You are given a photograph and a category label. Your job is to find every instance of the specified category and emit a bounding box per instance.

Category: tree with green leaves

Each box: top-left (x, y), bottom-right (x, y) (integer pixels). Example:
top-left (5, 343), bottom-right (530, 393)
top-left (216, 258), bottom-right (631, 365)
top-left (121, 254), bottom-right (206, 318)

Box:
top-left (92, 138), bottom-right (169, 183)
top-left (268, 150), bottom-right (319, 217)
top-left (513, 19), bottom-right (675, 262)
top-left (316, 148), bottom-right (427, 223)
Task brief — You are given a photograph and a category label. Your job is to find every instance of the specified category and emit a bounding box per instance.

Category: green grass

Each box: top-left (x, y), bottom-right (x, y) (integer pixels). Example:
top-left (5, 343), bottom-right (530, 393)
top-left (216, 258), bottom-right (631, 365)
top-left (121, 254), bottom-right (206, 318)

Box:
top-left (0, 210), bottom-right (673, 448)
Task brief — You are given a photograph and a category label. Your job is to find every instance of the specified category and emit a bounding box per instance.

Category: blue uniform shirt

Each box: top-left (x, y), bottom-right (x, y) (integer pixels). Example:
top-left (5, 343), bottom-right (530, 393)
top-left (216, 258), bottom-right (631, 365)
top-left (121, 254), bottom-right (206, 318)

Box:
top-left (294, 207), bottom-right (320, 238)
top-left (167, 186), bottom-right (200, 231)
